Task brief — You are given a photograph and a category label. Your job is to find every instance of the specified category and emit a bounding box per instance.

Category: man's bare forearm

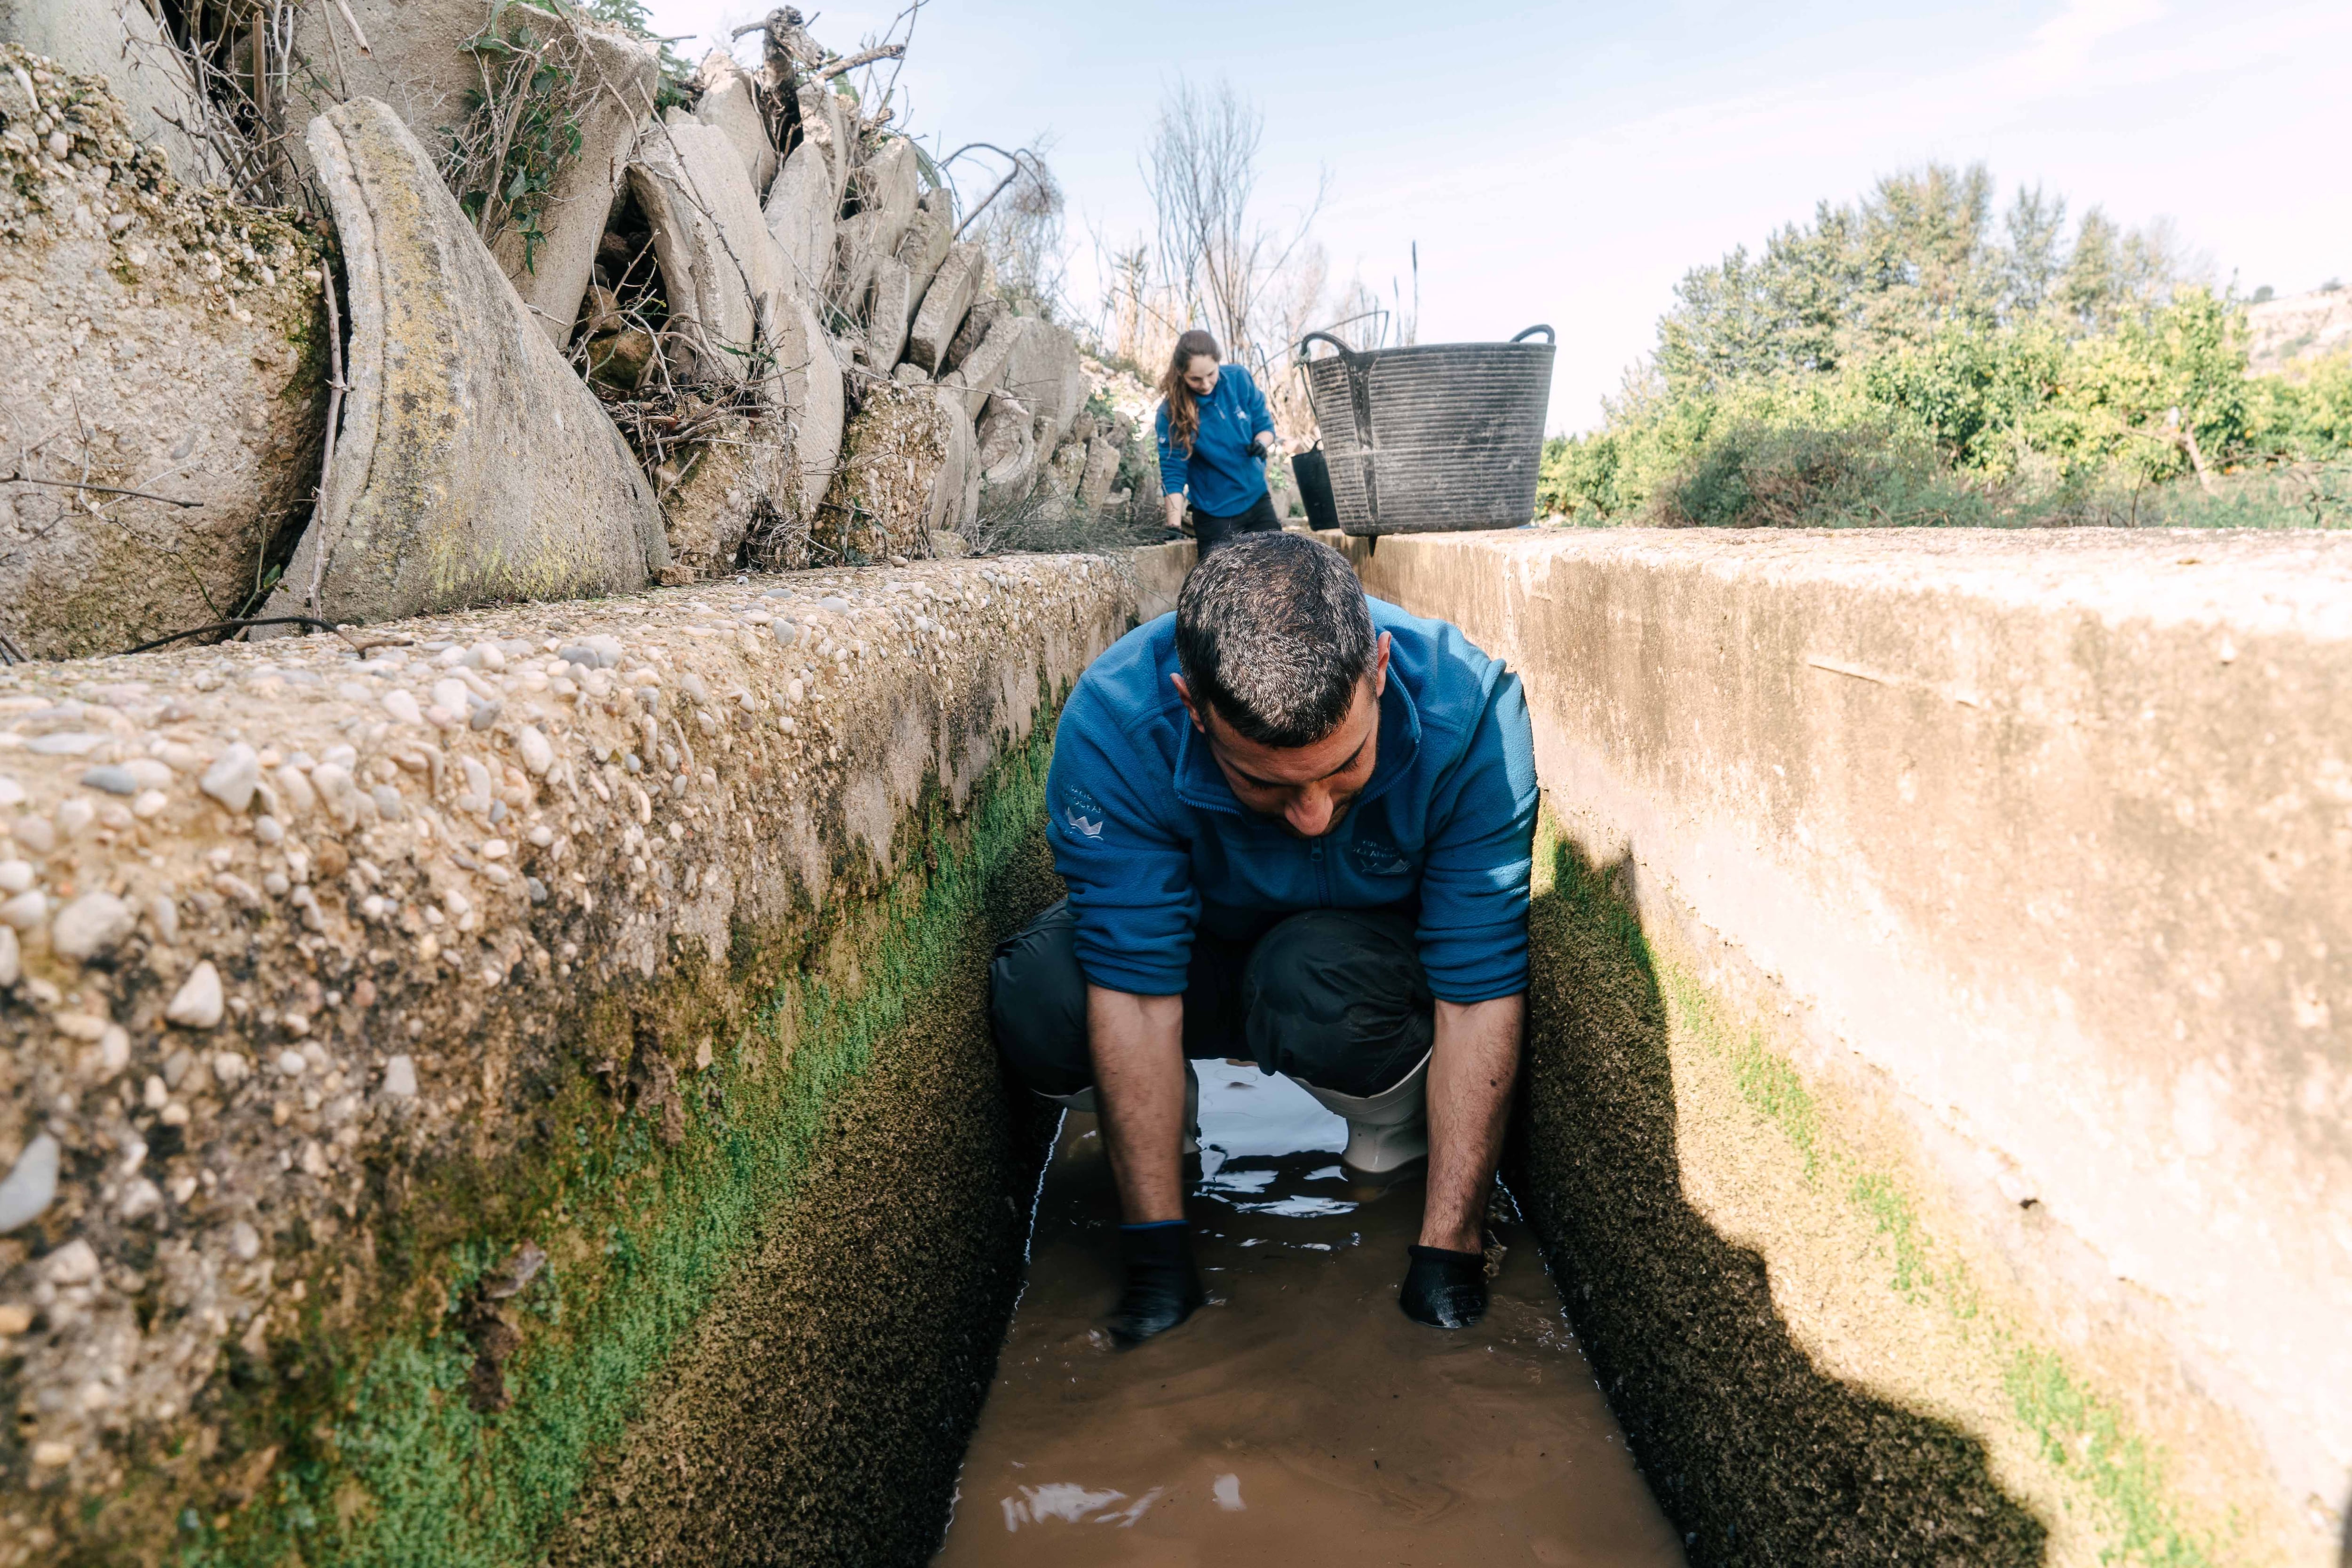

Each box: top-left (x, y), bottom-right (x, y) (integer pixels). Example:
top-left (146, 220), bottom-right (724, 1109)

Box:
top-left (1086, 985), bottom-right (1187, 1223)
top-left (1164, 492), bottom-right (1186, 531)
top-left (1420, 993), bottom-right (1524, 1252)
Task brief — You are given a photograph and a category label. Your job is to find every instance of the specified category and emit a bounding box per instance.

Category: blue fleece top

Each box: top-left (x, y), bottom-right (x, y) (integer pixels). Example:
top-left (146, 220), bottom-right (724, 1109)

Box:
top-left (1045, 597), bottom-right (1539, 1003)
top-left (1156, 363), bottom-right (1274, 517)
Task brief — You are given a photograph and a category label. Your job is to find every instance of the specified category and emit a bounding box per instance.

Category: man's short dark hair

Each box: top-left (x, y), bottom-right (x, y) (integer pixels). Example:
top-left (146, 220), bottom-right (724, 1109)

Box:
top-left (1174, 533), bottom-right (1375, 748)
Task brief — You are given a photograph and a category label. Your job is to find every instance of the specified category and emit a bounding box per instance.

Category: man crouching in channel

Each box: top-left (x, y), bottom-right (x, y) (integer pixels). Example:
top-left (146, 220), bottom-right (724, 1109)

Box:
top-left (988, 531), bottom-right (1537, 1344)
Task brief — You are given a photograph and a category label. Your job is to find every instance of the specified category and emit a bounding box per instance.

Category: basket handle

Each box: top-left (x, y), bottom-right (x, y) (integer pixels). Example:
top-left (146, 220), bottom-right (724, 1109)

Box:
top-left (1294, 331), bottom-right (1354, 365)
top-left (1511, 324), bottom-right (1556, 345)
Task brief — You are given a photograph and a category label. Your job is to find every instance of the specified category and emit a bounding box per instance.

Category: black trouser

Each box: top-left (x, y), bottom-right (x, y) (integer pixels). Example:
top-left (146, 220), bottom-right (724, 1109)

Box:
top-left (988, 900), bottom-right (1433, 1099)
top-left (1190, 491), bottom-right (1282, 554)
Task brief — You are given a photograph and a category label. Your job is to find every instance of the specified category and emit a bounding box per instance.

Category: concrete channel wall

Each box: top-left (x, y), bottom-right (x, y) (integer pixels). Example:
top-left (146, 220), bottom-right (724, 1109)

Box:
top-left (1331, 526), bottom-right (2352, 1568)
top-left (0, 554), bottom-right (1141, 1564)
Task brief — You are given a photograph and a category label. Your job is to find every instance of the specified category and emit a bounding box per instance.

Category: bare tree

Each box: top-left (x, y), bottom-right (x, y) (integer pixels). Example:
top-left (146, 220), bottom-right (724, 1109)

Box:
top-left (1139, 77), bottom-right (1327, 367)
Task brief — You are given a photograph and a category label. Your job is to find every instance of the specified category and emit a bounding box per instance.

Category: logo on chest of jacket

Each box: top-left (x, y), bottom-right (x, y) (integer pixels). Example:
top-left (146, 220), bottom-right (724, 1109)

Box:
top-left (1060, 782), bottom-right (1105, 840)
top-left (1349, 836), bottom-right (1412, 876)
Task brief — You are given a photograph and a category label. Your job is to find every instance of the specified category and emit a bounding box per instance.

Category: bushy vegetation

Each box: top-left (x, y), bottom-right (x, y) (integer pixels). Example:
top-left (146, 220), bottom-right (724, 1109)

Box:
top-left (1540, 163), bottom-right (2352, 528)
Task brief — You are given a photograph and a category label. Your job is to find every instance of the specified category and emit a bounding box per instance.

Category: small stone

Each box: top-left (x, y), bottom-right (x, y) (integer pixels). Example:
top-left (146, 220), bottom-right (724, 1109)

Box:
top-left (122, 759), bottom-right (173, 790)
top-left (56, 797), bottom-right (94, 838)
top-left (43, 1238), bottom-right (100, 1285)
top-left (480, 839), bottom-right (510, 860)
top-left (26, 731), bottom-right (104, 756)
top-left (527, 825), bottom-right (554, 848)
top-left (80, 764), bottom-right (137, 796)
top-left (1, 890), bottom-right (48, 931)
top-left (98, 1026), bottom-right (130, 1077)
top-left (9, 815), bottom-right (55, 854)
top-left (0, 776), bottom-right (20, 806)
top-left (0, 859), bottom-right (31, 894)
top-left (31, 1440), bottom-right (72, 1468)
top-left (469, 700), bottom-right (502, 731)
top-left (516, 726), bottom-right (554, 777)
top-left (369, 785), bottom-right (405, 822)
top-left (254, 815), bottom-right (285, 845)
top-left (818, 596), bottom-right (849, 611)
top-left (467, 641), bottom-right (506, 672)
top-left (584, 634), bottom-right (624, 668)
top-left (432, 678), bottom-right (470, 716)
top-left (200, 744), bottom-right (261, 812)
top-left (168, 962), bottom-right (225, 1027)
top-left (526, 876), bottom-right (549, 904)
top-left (229, 1220), bottom-right (262, 1260)
top-left (119, 1178), bottom-right (162, 1220)
top-left (52, 892), bottom-right (135, 960)
top-left (148, 895), bottom-right (179, 943)
top-left (213, 1050), bottom-right (247, 1084)
top-left (0, 925), bottom-right (16, 987)
top-left (275, 1050), bottom-right (306, 1076)
top-left (143, 1074), bottom-right (168, 1110)
top-left (381, 1054), bottom-right (417, 1098)
top-left (132, 788), bottom-right (169, 819)
top-left (384, 690), bottom-right (424, 726)
top-left (0, 1133), bottom-right (60, 1233)
top-left (0, 1303), bottom-right (31, 1335)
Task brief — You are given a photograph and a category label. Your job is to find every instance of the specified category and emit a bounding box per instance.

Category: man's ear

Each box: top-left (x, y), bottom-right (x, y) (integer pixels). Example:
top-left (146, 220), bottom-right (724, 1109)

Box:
top-left (1169, 673), bottom-right (1209, 735)
top-left (1370, 631), bottom-right (1392, 698)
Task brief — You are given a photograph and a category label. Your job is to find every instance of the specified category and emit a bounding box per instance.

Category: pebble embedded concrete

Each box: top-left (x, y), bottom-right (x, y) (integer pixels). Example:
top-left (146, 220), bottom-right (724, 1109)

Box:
top-left (0, 551), bottom-right (1140, 1560)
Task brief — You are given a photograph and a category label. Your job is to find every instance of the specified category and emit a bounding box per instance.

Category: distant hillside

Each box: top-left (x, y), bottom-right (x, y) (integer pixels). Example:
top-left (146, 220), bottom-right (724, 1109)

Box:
top-left (2247, 286), bottom-right (2352, 376)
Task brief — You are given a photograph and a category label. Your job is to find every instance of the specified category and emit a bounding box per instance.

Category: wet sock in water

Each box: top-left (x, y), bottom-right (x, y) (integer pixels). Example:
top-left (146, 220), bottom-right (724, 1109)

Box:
top-left (1107, 1221), bottom-right (1205, 1346)
top-left (1399, 1243), bottom-right (1488, 1329)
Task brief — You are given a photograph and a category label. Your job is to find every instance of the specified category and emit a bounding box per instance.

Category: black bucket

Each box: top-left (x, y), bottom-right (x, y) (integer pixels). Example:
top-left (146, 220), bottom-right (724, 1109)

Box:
top-left (1289, 447), bottom-right (1340, 532)
top-left (1296, 326), bottom-right (1554, 535)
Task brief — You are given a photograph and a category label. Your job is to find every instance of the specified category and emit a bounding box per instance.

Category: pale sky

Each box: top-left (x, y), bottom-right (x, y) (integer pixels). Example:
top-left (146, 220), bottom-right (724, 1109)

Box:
top-left (643, 0), bottom-right (2352, 433)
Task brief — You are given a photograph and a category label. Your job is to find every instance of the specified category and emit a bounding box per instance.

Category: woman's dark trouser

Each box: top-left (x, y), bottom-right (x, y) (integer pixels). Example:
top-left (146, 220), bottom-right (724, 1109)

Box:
top-left (1189, 491), bottom-right (1283, 554)
top-left (988, 900), bottom-right (1433, 1101)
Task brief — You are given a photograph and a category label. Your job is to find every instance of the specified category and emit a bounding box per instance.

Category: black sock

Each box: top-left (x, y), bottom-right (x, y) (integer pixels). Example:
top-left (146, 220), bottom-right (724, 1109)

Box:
top-left (1107, 1221), bottom-right (1205, 1346)
top-left (1398, 1243), bottom-right (1487, 1329)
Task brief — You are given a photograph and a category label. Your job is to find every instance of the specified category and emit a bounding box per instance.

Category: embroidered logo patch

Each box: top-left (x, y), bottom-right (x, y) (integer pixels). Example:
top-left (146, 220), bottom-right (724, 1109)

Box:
top-left (1059, 782), bottom-right (1106, 840)
top-left (1349, 836), bottom-right (1412, 876)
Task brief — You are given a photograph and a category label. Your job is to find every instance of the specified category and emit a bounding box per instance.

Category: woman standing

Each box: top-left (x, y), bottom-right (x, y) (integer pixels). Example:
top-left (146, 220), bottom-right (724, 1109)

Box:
top-left (1157, 329), bottom-right (1281, 553)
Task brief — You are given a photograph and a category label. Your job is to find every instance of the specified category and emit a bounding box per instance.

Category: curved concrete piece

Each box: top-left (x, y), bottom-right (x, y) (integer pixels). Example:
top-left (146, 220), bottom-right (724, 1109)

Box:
top-left (823, 382), bottom-right (973, 558)
top-left (896, 187), bottom-right (954, 303)
top-left (289, 1), bottom-right (660, 346)
top-left (0, 48), bottom-right (324, 660)
top-left (907, 241), bottom-right (985, 374)
top-left (693, 49), bottom-right (777, 197)
top-left (266, 98), bottom-right (666, 627)
top-left (1335, 525), bottom-right (2352, 1567)
top-left (763, 142), bottom-right (835, 298)
top-left (655, 405), bottom-right (788, 580)
top-left (0, 0), bottom-right (207, 179)
top-left (942, 310), bottom-right (1026, 419)
top-left (834, 136), bottom-right (922, 313)
top-left (630, 114), bottom-right (789, 383)
top-left (765, 292), bottom-right (845, 518)
top-left (999, 316), bottom-right (1088, 456)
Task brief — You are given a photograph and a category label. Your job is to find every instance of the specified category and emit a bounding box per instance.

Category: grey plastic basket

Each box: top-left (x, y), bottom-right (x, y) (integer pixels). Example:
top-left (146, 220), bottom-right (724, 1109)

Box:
top-left (1296, 325), bottom-right (1554, 535)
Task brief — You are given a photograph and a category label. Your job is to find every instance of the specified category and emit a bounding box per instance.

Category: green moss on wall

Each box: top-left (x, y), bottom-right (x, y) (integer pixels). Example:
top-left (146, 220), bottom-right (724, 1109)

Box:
top-left (1512, 807), bottom-right (2220, 1568)
top-left (174, 722), bottom-right (1062, 1568)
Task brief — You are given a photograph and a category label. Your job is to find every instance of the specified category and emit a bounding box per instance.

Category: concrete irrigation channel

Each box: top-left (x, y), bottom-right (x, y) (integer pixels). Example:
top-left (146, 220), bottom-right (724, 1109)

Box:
top-left (2, 530), bottom-right (2349, 1568)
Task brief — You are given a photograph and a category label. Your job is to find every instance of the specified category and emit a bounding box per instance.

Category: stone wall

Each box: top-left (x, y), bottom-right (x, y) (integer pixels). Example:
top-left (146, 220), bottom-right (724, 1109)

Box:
top-left (0, 551), bottom-right (1144, 1563)
top-left (1330, 526), bottom-right (2352, 1568)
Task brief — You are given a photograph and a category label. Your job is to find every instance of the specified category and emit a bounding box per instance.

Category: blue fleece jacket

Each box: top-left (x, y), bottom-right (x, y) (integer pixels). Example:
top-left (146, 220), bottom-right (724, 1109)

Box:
top-left (1045, 597), bottom-right (1539, 1003)
top-left (1156, 363), bottom-right (1274, 517)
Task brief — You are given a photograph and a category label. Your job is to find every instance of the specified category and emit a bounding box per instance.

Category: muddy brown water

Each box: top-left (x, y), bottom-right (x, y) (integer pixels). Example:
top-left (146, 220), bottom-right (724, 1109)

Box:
top-left (933, 1062), bottom-right (1689, 1567)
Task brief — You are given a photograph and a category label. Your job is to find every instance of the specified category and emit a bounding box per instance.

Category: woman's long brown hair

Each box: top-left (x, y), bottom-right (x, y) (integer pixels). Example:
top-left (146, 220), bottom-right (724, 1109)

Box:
top-left (1159, 328), bottom-right (1222, 457)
